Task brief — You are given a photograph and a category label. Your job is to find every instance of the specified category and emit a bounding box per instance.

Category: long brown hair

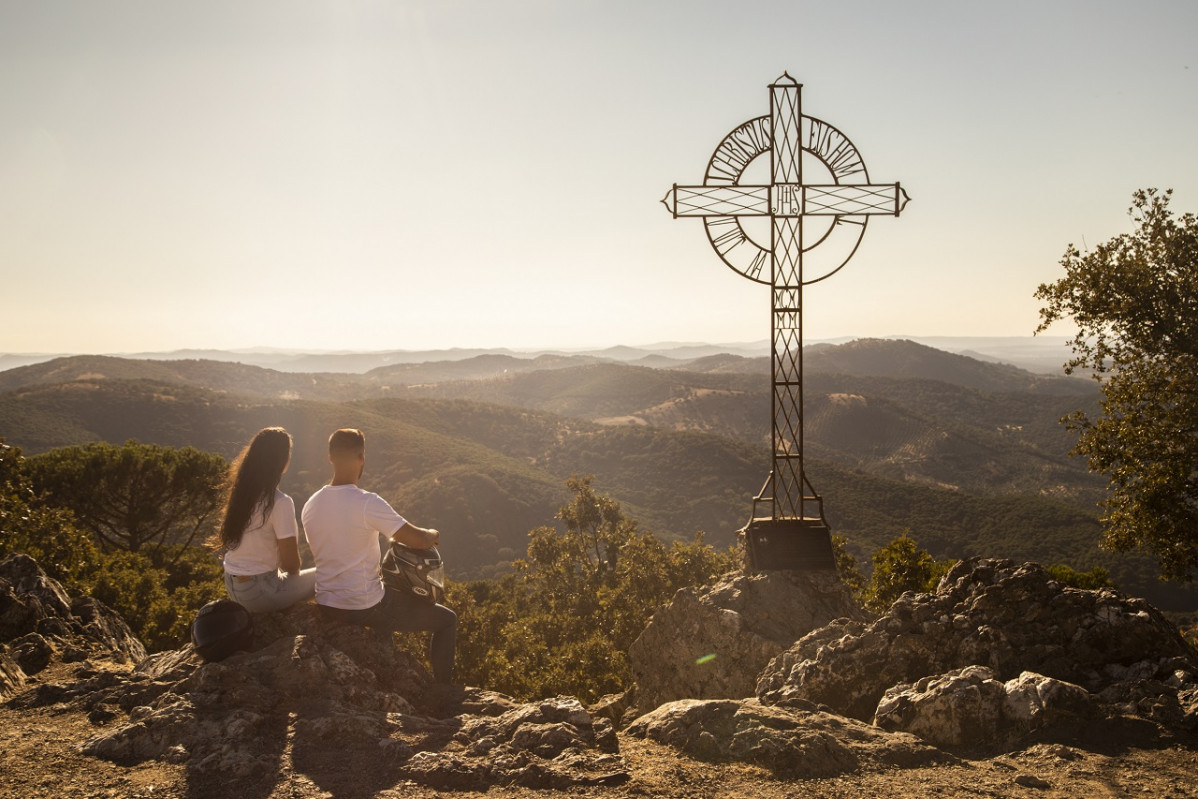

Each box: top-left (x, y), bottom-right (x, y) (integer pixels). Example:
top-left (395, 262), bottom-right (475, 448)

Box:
top-left (217, 427), bottom-right (292, 550)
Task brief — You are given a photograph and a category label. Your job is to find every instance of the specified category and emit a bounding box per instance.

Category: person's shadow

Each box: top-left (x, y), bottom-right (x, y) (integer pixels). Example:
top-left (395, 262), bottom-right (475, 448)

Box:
top-left (178, 604), bottom-right (448, 799)
top-left (180, 604), bottom-right (435, 799)
top-left (290, 620), bottom-right (458, 797)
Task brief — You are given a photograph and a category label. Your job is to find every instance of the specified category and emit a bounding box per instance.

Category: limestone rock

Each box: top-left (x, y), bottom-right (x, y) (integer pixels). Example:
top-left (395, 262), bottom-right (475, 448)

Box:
top-left (398, 697), bottom-right (628, 789)
top-left (0, 554), bottom-right (145, 666)
top-left (0, 553), bottom-right (73, 640)
top-left (9, 632), bottom-right (53, 675)
top-left (873, 666), bottom-right (1094, 749)
top-left (630, 569), bottom-right (868, 710)
top-left (0, 646), bottom-right (25, 697)
top-left (757, 559), bottom-right (1198, 724)
top-left (625, 698), bottom-right (948, 778)
top-left (68, 596), bottom-right (146, 664)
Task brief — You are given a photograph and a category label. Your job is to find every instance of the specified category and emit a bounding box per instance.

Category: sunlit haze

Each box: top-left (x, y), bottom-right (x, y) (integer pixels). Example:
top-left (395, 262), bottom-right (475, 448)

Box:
top-left (1, 0), bottom-right (1195, 354)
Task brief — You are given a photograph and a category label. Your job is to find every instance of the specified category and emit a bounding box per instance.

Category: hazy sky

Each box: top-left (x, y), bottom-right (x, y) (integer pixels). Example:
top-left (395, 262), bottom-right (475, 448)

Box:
top-left (1, 0), bottom-right (1195, 353)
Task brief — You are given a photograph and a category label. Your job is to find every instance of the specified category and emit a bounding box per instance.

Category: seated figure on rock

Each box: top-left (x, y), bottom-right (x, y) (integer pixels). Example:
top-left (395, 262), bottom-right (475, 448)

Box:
top-left (302, 427), bottom-right (458, 684)
top-left (217, 427), bottom-right (317, 613)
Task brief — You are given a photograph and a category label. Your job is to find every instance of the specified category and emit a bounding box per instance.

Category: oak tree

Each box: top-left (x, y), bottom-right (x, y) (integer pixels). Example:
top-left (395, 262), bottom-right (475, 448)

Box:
top-left (1036, 189), bottom-right (1198, 580)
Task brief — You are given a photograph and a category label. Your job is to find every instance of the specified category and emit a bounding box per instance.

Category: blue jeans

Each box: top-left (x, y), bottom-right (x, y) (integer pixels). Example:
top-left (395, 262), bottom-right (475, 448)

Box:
top-left (224, 568), bottom-right (317, 613)
top-left (319, 590), bottom-right (458, 683)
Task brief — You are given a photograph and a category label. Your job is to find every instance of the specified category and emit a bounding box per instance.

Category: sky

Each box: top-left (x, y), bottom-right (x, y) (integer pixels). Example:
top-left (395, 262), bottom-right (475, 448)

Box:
top-left (1, 0), bottom-right (1195, 354)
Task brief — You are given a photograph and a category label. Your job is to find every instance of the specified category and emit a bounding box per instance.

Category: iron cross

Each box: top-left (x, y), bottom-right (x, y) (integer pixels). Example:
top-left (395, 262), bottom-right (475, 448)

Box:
top-left (662, 73), bottom-right (909, 569)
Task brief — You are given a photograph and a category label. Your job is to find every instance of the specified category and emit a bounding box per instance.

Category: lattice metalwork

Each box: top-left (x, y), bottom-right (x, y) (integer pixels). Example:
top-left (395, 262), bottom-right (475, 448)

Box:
top-left (663, 73), bottom-right (910, 529)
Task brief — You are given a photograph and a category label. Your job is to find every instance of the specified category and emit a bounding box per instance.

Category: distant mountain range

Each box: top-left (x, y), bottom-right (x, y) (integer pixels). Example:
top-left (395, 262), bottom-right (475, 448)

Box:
top-left (0, 335), bottom-right (1078, 375)
top-left (3, 337), bottom-right (1183, 609)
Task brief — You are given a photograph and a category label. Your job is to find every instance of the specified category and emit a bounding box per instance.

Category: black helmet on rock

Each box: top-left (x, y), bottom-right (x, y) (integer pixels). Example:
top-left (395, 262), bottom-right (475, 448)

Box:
top-left (381, 542), bottom-right (445, 604)
top-left (190, 599), bottom-right (254, 662)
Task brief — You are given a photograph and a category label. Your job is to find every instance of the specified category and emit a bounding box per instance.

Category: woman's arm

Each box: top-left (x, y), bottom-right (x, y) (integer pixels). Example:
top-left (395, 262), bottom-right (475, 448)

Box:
top-left (277, 536), bottom-right (303, 575)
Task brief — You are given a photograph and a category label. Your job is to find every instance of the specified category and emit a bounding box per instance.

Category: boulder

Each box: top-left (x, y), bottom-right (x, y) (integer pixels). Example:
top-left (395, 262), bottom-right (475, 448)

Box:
top-left (757, 559), bottom-right (1198, 724)
top-left (0, 646), bottom-right (24, 697)
top-left (0, 553), bottom-right (73, 640)
top-left (625, 698), bottom-right (948, 778)
top-left (872, 666), bottom-right (1095, 749)
top-left (399, 697), bottom-right (627, 789)
top-left (9, 632), bottom-right (54, 674)
top-left (69, 596), bottom-right (146, 663)
top-left (0, 554), bottom-right (145, 666)
top-left (630, 569), bottom-right (868, 710)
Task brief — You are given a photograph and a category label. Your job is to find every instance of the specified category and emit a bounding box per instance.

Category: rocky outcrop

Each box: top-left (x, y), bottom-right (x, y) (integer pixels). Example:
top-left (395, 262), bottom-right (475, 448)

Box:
top-left (0, 554), bottom-right (145, 696)
top-left (872, 666), bottom-right (1095, 749)
top-left (79, 635), bottom-right (625, 788)
top-left (64, 603), bottom-right (631, 789)
top-left (7, 550), bottom-right (1198, 788)
top-left (630, 569), bottom-right (868, 710)
top-left (625, 697), bottom-right (948, 778)
top-left (757, 559), bottom-right (1198, 738)
top-left (0, 570), bottom-right (629, 792)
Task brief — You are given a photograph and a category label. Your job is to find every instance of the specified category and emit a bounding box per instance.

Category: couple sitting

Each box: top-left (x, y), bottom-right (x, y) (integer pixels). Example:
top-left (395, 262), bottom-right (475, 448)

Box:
top-left (215, 426), bottom-right (457, 683)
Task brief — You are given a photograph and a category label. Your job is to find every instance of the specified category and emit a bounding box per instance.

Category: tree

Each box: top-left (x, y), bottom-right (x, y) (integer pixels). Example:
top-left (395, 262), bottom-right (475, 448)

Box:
top-left (1046, 563), bottom-right (1114, 590)
top-left (27, 441), bottom-right (227, 562)
top-left (2, 441), bottom-right (224, 651)
top-left (862, 533), bottom-right (953, 613)
top-left (831, 533), bottom-right (866, 597)
top-left (0, 441), bottom-right (98, 587)
top-left (1036, 189), bottom-right (1198, 580)
top-left (450, 475), bottom-right (737, 702)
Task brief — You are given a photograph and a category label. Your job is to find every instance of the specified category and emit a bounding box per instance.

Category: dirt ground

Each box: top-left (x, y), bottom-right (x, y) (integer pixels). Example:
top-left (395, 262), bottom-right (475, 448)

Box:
top-left (2, 662), bottom-right (1196, 799)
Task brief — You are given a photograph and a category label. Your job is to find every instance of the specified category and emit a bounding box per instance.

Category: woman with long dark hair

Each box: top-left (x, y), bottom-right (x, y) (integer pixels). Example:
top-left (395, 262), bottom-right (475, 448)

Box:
top-left (218, 427), bottom-right (315, 612)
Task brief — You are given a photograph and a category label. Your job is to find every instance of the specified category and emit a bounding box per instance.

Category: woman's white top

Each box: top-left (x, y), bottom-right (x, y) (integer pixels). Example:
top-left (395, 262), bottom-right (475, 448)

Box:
top-left (222, 490), bottom-right (299, 576)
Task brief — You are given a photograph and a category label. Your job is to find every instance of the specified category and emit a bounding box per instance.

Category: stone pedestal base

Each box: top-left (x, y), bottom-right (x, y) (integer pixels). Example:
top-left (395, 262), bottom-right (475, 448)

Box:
top-left (742, 518), bottom-right (836, 572)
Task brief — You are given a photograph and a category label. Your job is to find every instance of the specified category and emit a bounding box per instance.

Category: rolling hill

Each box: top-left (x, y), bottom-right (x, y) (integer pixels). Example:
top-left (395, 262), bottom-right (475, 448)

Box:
top-left (2, 339), bottom-right (1186, 608)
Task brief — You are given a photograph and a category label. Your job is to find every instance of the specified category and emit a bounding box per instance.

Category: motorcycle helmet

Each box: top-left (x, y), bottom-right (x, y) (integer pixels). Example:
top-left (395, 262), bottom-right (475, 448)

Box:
top-left (381, 542), bottom-right (446, 604)
top-left (190, 599), bottom-right (254, 662)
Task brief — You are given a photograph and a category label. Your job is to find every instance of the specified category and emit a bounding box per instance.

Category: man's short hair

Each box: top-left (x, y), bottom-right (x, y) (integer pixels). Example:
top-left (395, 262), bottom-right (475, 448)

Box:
top-left (329, 428), bottom-right (365, 456)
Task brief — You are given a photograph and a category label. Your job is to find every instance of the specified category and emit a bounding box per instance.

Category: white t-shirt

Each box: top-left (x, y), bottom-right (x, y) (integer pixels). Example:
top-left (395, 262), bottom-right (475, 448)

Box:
top-left (301, 484), bottom-right (408, 610)
top-left (222, 490), bottom-right (299, 576)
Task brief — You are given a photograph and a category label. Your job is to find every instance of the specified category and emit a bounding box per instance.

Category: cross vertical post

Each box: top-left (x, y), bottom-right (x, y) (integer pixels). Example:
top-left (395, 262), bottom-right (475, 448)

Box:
top-left (768, 76), bottom-right (807, 522)
top-left (662, 73), bottom-right (909, 572)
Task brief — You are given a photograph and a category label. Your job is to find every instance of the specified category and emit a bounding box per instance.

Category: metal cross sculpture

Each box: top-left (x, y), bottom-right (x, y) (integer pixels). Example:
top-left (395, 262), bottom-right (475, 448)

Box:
top-left (662, 73), bottom-right (910, 572)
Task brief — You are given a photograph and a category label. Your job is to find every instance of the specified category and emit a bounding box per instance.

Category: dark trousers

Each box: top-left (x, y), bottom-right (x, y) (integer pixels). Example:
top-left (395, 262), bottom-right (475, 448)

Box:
top-left (319, 590), bottom-right (458, 683)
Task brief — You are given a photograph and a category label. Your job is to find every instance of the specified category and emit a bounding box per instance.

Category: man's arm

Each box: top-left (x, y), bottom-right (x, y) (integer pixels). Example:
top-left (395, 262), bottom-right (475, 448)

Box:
top-left (391, 522), bottom-right (440, 549)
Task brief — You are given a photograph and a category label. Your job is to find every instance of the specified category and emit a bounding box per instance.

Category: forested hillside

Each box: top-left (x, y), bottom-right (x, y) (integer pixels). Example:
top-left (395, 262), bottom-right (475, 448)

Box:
top-left (1, 339), bottom-right (1187, 607)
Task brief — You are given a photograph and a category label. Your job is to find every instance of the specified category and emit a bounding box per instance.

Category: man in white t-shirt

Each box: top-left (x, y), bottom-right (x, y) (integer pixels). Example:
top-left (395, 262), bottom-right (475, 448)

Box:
top-left (302, 428), bottom-right (457, 683)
